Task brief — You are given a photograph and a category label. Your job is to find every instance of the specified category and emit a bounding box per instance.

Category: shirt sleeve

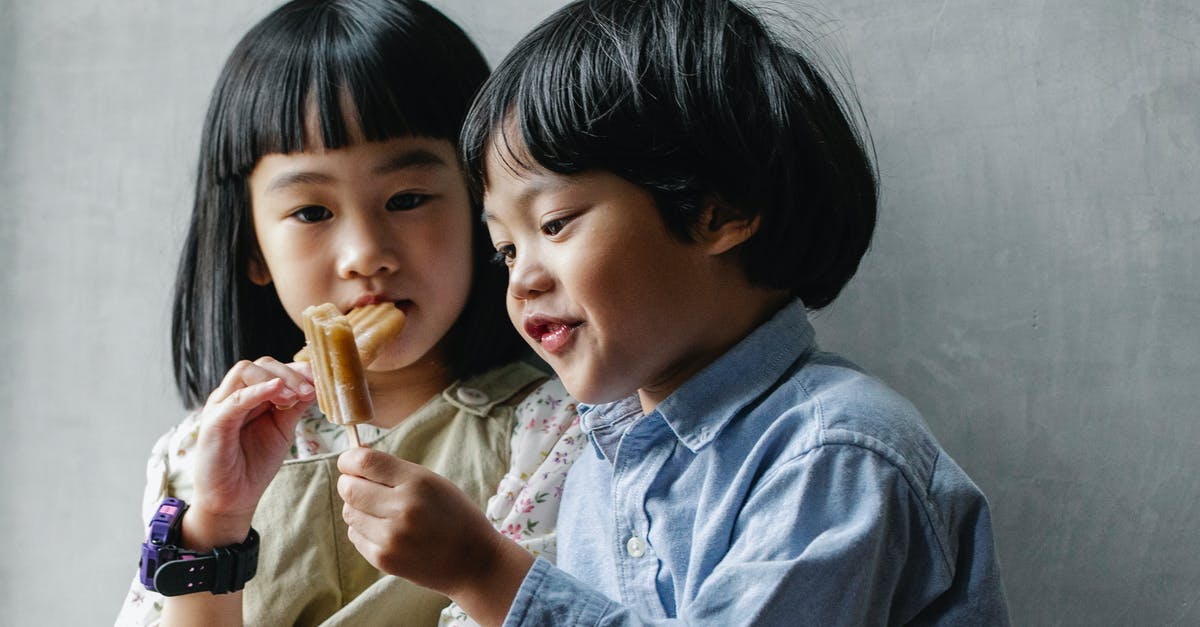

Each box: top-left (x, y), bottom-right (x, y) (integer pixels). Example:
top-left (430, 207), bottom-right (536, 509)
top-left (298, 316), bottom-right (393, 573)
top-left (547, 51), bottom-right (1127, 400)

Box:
top-left (506, 444), bottom-right (957, 626)
top-left (114, 412), bottom-right (205, 627)
top-left (113, 425), bottom-right (178, 627)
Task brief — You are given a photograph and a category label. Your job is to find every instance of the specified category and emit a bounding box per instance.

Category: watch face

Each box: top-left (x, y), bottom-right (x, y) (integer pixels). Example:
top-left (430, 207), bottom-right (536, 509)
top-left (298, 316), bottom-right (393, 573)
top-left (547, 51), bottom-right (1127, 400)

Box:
top-left (154, 497), bottom-right (185, 521)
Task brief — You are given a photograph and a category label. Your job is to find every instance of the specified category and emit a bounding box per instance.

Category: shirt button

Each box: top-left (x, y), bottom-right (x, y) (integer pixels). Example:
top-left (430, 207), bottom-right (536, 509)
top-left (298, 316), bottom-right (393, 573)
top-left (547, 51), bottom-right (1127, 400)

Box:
top-left (455, 387), bottom-right (489, 406)
top-left (626, 536), bottom-right (646, 558)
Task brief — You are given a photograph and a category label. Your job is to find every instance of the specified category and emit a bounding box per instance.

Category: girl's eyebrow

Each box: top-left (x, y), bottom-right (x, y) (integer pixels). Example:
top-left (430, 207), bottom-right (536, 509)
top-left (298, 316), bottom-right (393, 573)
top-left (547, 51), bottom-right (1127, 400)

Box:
top-left (264, 149), bottom-right (448, 194)
top-left (265, 170), bottom-right (336, 194)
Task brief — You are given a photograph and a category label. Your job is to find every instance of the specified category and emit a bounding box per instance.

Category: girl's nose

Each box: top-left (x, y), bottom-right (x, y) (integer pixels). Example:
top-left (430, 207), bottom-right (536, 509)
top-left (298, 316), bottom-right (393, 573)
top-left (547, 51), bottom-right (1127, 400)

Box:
top-left (507, 248), bottom-right (552, 300)
top-left (336, 214), bottom-right (399, 279)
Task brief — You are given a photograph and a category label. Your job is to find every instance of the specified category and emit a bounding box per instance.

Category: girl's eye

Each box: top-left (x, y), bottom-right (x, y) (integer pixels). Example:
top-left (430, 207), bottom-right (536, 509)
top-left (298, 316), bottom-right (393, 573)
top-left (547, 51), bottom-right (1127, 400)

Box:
top-left (386, 193), bottom-right (429, 212)
top-left (292, 206), bottom-right (332, 223)
top-left (491, 244), bottom-right (516, 267)
top-left (541, 216), bottom-right (572, 236)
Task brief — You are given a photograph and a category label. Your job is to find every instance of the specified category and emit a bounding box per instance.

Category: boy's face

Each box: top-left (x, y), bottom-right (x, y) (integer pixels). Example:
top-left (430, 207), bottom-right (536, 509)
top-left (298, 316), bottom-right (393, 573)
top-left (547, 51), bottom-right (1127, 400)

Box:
top-left (482, 143), bottom-right (745, 410)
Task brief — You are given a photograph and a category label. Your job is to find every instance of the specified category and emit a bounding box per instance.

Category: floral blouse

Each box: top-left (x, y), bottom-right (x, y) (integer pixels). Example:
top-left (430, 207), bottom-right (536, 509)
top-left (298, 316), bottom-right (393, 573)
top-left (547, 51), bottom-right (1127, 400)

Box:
top-left (115, 378), bottom-right (584, 627)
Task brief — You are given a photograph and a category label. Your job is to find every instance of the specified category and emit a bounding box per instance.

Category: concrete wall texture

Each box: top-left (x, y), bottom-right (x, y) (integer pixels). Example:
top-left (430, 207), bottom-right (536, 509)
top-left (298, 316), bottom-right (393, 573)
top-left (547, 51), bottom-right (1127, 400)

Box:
top-left (1, 0), bottom-right (1196, 624)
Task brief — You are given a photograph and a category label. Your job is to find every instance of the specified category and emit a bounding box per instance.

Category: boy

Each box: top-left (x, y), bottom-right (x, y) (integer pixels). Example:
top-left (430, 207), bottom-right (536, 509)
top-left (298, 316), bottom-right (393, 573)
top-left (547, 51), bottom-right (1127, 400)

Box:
top-left (338, 0), bottom-right (1010, 624)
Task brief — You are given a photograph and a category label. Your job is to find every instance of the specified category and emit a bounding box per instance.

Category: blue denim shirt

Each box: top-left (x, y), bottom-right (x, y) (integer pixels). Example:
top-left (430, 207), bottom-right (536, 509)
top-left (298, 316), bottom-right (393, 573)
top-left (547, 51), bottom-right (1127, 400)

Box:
top-left (504, 300), bottom-right (1009, 626)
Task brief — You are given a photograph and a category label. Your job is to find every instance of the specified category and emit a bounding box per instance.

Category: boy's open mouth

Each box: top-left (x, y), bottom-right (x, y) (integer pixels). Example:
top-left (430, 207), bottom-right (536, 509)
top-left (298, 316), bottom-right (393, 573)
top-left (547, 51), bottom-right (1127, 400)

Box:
top-left (525, 316), bottom-right (583, 353)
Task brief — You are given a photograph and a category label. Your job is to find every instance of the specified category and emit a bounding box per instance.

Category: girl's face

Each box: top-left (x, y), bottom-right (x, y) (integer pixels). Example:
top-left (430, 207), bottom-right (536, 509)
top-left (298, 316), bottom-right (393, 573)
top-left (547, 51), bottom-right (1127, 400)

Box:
top-left (248, 136), bottom-right (474, 374)
top-left (482, 143), bottom-right (745, 411)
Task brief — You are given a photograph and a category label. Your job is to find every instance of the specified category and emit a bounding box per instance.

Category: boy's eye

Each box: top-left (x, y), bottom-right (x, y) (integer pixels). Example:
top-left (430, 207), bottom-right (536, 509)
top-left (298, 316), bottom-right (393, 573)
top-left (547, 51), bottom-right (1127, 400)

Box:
top-left (541, 216), bottom-right (571, 236)
top-left (491, 244), bottom-right (516, 267)
top-left (292, 205), bottom-right (332, 223)
top-left (386, 193), bottom-right (429, 212)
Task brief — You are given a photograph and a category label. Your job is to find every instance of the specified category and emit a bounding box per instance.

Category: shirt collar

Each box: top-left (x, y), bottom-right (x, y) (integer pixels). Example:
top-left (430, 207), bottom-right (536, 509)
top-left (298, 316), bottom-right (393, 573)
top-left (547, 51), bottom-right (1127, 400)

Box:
top-left (578, 299), bottom-right (815, 456)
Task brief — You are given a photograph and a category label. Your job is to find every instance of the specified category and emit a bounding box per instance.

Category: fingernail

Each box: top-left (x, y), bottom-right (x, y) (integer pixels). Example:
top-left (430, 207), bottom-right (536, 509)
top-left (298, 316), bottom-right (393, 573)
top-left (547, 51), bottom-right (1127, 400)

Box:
top-left (299, 383), bottom-right (315, 396)
top-left (280, 388), bottom-right (297, 400)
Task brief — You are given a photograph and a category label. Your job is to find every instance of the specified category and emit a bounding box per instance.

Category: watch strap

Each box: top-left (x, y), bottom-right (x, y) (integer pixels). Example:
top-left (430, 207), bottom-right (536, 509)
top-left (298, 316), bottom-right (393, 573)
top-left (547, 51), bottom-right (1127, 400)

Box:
top-left (153, 528), bottom-right (260, 596)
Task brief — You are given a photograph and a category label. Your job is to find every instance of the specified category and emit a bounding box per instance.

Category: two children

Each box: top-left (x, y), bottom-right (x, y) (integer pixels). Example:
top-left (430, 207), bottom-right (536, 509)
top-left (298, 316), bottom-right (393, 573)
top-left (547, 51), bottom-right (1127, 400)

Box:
top-left (117, 1), bottom-right (582, 625)
top-left (338, 0), bottom-right (1010, 624)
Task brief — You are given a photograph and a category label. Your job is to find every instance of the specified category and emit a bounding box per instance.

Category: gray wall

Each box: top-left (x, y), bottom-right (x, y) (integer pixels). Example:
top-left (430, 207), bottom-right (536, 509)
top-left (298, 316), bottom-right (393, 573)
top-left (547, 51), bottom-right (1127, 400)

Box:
top-left (1, 1), bottom-right (1196, 625)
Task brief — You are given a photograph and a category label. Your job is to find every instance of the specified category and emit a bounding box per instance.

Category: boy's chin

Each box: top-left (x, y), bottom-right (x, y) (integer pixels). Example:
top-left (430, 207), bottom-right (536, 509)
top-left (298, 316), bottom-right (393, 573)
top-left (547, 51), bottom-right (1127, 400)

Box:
top-left (560, 376), bottom-right (634, 408)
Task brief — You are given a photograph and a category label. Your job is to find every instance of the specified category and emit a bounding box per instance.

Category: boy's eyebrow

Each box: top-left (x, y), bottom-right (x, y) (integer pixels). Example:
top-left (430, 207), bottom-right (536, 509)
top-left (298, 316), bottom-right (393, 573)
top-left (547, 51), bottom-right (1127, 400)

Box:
top-left (481, 176), bottom-right (571, 222)
top-left (265, 149), bottom-right (448, 194)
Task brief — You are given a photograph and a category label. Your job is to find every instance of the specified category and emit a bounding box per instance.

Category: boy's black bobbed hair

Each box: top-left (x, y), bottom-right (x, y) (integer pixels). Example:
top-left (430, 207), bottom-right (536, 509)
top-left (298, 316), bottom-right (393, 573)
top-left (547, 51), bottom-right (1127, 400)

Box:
top-left (172, 0), bottom-right (523, 408)
top-left (462, 0), bottom-right (878, 310)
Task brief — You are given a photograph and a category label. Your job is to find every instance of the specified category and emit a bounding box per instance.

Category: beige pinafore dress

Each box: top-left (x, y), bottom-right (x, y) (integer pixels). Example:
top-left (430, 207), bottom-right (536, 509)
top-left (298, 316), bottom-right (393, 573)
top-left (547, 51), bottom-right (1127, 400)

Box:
top-left (239, 362), bottom-right (543, 625)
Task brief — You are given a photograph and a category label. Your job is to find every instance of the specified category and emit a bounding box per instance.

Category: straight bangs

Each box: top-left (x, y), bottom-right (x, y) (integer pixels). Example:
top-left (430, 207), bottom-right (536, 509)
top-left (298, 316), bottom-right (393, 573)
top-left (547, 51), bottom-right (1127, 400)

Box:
top-left (211, 0), bottom-right (488, 181)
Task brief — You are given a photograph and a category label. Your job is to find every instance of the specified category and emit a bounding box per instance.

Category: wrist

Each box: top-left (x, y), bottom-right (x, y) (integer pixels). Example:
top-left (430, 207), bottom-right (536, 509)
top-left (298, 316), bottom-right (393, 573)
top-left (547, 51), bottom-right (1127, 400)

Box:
top-left (140, 497), bottom-right (260, 597)
top-left (180, 505), bottom-right (253, 552)
top-left (447, 532), bottom-right (535, 627)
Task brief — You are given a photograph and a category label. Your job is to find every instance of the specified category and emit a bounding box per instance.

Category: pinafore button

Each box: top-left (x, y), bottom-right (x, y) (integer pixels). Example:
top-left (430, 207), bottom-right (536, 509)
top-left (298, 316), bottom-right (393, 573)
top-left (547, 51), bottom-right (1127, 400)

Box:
top-left (455, 386), bottom-right (489, 406)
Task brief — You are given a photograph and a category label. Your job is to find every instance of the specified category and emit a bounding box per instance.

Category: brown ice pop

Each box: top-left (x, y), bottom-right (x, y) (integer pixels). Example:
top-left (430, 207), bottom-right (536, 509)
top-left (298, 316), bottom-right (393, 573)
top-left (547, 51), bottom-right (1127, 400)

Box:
top-left (300, 303), bottom-right (374, 447)
top-left (294, 302), bottom-right (406, 366)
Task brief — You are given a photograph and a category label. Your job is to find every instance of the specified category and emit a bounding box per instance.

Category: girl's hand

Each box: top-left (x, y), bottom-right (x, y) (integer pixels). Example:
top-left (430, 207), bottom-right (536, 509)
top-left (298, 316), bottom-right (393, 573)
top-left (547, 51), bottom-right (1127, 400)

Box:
top-left (186, 357), bottom-right (316, 549)
top-left (337, 448), bottom-right (534, 626)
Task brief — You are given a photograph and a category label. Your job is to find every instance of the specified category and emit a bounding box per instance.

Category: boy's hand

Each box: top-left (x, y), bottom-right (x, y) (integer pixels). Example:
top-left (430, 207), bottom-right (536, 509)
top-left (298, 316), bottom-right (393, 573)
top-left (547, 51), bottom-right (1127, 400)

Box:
top-left (187, 357), bottom-right (315, 549)
top-left (338, 448), bottom-right (534, 626)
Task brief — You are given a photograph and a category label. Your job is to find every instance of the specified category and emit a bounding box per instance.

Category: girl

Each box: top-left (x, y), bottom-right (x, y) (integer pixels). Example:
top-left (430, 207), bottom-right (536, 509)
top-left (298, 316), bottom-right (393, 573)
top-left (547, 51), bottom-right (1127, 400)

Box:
top-left (115, 1), bottom-right (582, 625)
top-left (336, 0), bottom-right (1010, 624)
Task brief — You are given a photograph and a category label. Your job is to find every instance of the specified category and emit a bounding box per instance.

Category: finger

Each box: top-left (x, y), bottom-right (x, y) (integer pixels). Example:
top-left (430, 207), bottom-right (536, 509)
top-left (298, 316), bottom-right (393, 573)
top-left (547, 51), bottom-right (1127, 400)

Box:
top-left (204, 378), bottom-right (293, 435)
top-left (344, 520), bottom-right (392, 573)
top-left (270, 396), bottom-right (314, 433)
top-left (207, 359), bottom-right (296, 407)
top-left (249, 356), bottom-right (315, 408)
top-left (286, 359), bottom-right (314, 383)
top-left (337, 447), bottom-right (409, 486)
top-left (337, 472), bottom-right (399, 519)
top-left (342, 501), bottom-right (415, 571)
top-left (206, 360), bottom-right (259, 406)
top-left (274, 361), bottom-right (316, 411)
top-left (206, 358), bottom-right (311, 408)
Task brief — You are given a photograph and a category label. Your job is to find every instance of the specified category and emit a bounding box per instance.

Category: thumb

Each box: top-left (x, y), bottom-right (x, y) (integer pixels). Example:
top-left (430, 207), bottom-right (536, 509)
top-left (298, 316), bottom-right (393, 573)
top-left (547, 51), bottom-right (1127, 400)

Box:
top-left (272, 398), bottom-right (313, 435)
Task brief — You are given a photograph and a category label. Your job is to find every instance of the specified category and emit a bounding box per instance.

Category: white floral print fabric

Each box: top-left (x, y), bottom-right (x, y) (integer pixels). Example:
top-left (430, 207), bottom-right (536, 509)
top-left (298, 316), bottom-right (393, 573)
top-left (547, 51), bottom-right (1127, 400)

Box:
top-left (439, 382), bottom-right (585, 626)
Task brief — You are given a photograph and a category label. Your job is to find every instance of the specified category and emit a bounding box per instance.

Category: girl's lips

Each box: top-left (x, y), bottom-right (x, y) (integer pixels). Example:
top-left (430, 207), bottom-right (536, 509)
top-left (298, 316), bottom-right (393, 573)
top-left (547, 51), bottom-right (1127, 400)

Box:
top-left (524, 315), bottom-right (583, 354)
top-left (350, 294), bottom-right (411, 312)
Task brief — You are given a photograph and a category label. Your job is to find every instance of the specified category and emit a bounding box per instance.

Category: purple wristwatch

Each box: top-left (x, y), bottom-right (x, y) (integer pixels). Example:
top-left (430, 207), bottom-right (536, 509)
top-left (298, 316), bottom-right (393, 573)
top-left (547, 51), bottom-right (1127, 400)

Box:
top-left (139, 497), bottom-right (259, 596)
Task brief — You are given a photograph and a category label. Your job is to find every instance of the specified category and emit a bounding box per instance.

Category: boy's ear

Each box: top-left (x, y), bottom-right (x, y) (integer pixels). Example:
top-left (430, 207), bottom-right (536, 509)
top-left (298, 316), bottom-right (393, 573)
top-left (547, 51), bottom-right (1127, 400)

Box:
top-left (697, 197), bottom-right (760, 256)
top-left (247, 249), bottom-right (272, 286)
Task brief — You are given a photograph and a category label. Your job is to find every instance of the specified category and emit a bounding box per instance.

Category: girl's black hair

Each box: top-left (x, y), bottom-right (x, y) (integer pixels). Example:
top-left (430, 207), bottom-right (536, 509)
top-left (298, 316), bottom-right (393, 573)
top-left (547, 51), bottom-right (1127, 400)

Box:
top-left (462, 0), bottom-right (878, 311)
top-left (172, 0), bottom-right (523, 408)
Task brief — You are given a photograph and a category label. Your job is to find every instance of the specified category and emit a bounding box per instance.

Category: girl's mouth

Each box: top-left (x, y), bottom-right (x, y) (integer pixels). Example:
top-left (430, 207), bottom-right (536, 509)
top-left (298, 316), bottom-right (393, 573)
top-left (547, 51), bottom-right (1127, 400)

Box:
top-left (351, 294), bottom-right (412, 313)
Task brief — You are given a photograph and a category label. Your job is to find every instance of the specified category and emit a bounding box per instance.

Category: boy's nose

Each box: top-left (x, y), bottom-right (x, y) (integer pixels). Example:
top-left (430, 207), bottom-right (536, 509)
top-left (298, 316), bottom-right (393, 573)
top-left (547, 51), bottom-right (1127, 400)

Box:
top-left (336, 215), bottom-right (399, 279)
top-left (507, 250), bottom-right (552, 300)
